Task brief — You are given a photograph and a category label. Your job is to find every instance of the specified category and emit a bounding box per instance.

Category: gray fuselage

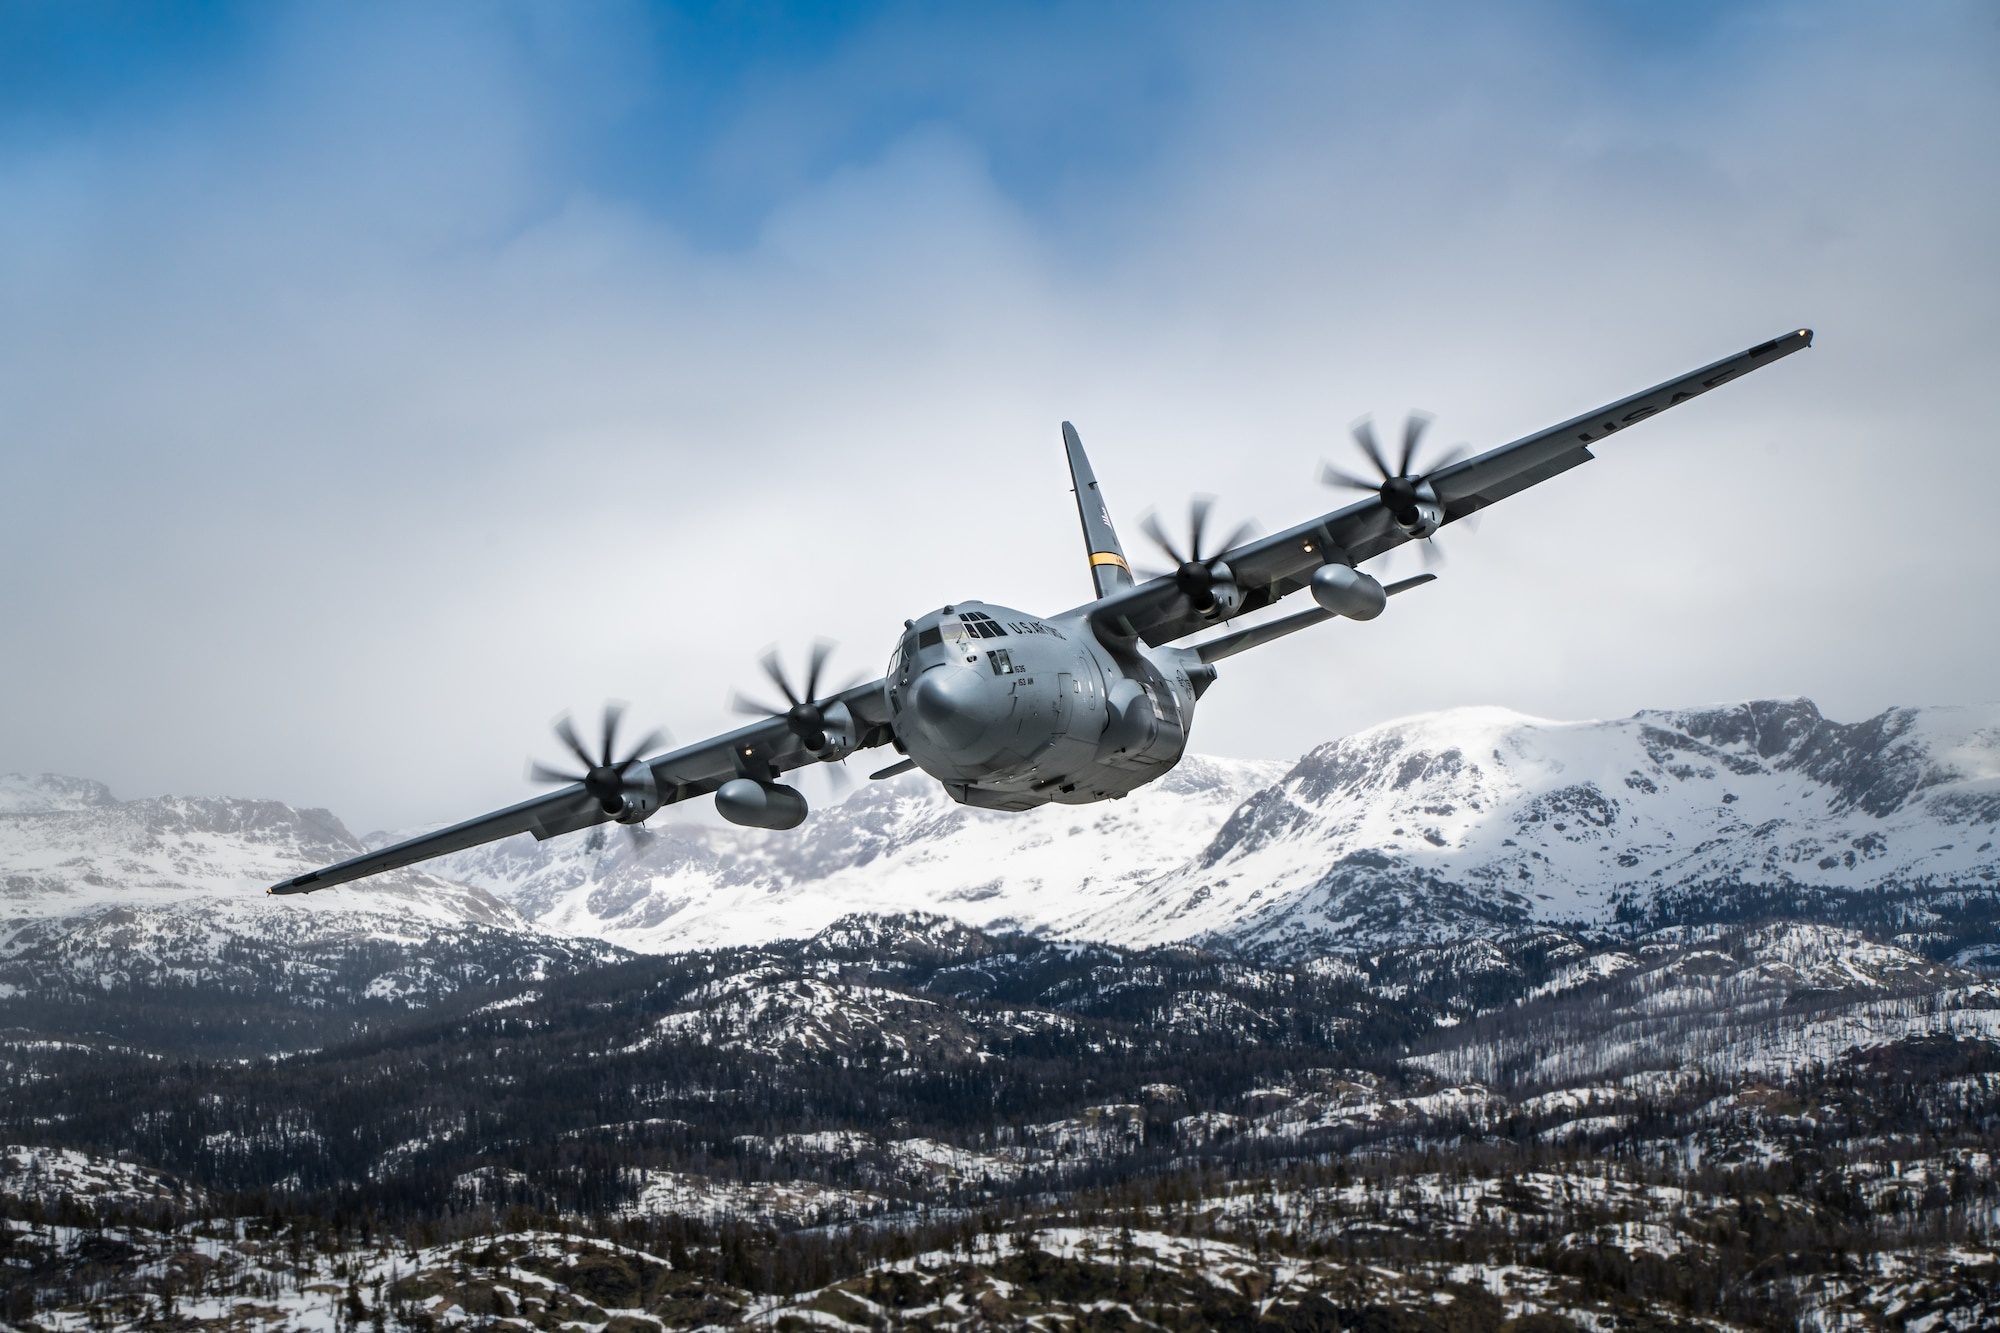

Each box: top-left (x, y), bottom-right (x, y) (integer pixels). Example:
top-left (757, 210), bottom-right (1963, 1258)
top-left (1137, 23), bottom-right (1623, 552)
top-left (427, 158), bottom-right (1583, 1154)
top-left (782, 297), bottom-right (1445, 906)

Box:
top-left (883, 602), bottom-right (1213, 811)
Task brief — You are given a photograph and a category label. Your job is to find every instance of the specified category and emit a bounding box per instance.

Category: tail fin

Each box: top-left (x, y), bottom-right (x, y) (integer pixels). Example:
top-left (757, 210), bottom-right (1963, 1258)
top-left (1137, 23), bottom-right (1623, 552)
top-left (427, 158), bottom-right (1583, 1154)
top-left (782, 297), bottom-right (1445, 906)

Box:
top-left (1062, 422), bottom-right (1134, 600)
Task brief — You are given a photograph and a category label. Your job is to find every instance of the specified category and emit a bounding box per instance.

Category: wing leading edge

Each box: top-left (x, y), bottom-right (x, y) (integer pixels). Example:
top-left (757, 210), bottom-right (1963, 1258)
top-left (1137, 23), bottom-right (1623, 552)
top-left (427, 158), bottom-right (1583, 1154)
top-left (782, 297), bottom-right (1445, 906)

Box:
top-left (267, 676), bottom-right (895, 895)
top-left (1085, 329), bottom-right (1812, 645)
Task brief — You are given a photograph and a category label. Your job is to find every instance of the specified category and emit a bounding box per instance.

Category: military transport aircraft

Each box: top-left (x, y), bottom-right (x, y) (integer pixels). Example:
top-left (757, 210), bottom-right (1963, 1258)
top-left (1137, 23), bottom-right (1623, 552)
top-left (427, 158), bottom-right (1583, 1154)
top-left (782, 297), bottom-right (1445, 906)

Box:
top-left (269, 330), bottom-right (1812, 897)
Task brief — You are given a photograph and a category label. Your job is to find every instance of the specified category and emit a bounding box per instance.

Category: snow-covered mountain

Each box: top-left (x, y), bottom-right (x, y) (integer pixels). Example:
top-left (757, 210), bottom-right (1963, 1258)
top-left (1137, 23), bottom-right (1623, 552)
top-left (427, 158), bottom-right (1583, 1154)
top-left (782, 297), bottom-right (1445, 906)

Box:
top-left (417, 754), bottom-right (1289, 953)
top-left (0, 775), bottom-right (618, 1050)
top-left (0, 772), bottom-right (517, 929)
top-left (418, 698), bottom-right (1999, 958)
top-left (9, 697), bottom-right (1997, 972)
top-left (1077, 698), bottom-right (2000, 955)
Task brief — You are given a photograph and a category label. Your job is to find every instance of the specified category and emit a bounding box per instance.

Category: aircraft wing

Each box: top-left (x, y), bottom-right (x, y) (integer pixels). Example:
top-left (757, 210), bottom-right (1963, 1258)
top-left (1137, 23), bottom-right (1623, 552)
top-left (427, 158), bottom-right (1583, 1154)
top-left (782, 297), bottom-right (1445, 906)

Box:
top-left (267, 677), bottom-right (895, 895)
top-left (1088, 329), bottom-right (1813, 646)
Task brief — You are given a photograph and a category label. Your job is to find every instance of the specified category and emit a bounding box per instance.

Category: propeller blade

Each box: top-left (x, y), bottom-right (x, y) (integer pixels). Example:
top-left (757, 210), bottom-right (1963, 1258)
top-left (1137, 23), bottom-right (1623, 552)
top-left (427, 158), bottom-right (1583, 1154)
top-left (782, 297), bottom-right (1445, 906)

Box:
top-left (1420, 537), bottom-right (1447, 569)
top-left (1320, 463), bottom-right (1381, 493)
top-left (529, 762), bottom-right (586, 786)
top-left (760, 649), bottom-right (801, 707)
top-left (616, 729), bottom-right (666, 769)
top-left (1212, 519), bottom-right (1258, 556)
top-left (1187, 496), bottom-right (1214, 562)
top-left (1351, 417), bottom-right (1392, 480)
top-left (553, 715), bottom-right (593, 770)
top-left (1138, 511), bottom-right (1188, 567)
top-left (1398, 411), bottom-right (1435, 476)
top-left (599, 701), bottom-right (626, 768)
top-left (625, 823), bottom-right (654, 852)
top-left (824, 759), bottom-right (854, 798)
top-left (1424, 443), bottom-right (1467, 474)
top-left (585, 826), bottom-right (606, 854)
top-left (731, 692), bottom-right (785, 718)
top-left (805, 639), bottom-right (835, 705)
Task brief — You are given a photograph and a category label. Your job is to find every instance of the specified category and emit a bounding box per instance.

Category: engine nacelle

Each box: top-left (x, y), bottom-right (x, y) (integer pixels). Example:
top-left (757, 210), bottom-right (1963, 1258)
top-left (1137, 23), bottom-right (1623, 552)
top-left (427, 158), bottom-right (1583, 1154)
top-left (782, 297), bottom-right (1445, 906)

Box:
top-left (616, 790), bottom-right (659, 824)
top-left (1310, 564), bottom-right (1387, 621)
top-left (714, 778), bottom-right (809, 830)
top-left (810, 699), bottom-right (857, 762)
top-left (1201, 561), bottom-right (1243, 618)
top-left (1393, 481), bottom-right (1444, 540)
top-left (614, 767), bottom-right (660, 823)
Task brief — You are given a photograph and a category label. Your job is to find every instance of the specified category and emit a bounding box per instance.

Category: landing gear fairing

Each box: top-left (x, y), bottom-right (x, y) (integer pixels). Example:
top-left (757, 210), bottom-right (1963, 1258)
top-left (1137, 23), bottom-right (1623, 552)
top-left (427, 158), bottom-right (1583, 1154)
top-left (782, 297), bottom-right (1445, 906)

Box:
top-left (269, 331), bottom-right (1812, 896)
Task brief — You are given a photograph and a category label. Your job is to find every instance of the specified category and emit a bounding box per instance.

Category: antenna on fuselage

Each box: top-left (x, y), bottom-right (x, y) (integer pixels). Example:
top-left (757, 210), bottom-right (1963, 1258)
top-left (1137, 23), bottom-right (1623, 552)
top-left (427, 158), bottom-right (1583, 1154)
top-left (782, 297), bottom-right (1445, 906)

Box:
top-left (1061, 421), bottom-right (1135, 601)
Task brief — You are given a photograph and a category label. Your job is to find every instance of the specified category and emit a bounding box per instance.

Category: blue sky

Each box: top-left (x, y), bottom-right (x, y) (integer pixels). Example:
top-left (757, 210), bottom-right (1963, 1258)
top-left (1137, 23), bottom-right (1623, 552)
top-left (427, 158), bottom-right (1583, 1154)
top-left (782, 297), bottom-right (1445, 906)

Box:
top-left (0, 1), bottom-right (1815, 246)
top-left (0, 2), bottom-right (1994, 829)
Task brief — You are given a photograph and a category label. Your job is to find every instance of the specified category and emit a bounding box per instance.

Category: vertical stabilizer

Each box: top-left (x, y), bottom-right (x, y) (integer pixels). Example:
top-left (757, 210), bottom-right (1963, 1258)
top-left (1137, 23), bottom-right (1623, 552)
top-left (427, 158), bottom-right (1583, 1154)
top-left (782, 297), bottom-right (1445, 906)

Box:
top-left (1062, 421), bottom-right (1134, 599)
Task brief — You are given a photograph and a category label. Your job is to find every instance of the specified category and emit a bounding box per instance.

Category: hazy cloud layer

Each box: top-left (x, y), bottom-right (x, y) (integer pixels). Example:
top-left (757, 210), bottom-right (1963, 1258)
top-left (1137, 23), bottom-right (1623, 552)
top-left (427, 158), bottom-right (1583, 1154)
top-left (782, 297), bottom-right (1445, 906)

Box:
top-left (0, 2), bottom-right (1992, 831)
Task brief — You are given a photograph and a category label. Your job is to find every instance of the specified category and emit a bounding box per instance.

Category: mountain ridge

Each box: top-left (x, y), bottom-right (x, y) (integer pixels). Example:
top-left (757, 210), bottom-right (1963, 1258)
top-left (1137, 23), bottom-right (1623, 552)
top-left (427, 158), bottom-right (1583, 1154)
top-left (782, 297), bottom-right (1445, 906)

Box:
top-left (1075, 697), bottom-right (2000, 956)
top-left (0, 775), bottom-right (624, 1054)
top-left (7, 696), bottom-right (1997, 968)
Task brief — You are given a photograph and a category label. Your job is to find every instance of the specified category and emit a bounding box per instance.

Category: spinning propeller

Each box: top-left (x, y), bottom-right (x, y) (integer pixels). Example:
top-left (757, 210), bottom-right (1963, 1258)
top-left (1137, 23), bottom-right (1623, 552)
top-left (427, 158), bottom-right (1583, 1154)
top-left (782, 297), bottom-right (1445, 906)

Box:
top-left (731, 640), bottom-right (857, 799)
top-left (530, 703), bottom-right (666, 851)
top-left (732, 640), bottom-right (856, 759)
top-left (1140, 497), bottom-right (1258, 615)
top-left (1321, 411), bottom-right (1465, 560)
top-left (530, 703), bottom-right (665, 814)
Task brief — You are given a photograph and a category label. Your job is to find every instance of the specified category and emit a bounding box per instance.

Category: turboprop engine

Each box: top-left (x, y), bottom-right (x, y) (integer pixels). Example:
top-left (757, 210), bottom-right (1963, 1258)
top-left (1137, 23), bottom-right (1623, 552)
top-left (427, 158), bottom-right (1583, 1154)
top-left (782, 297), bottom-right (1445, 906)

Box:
top-left (1141, 498), bottom-right (1256, 620)
top-left (529, 703), bottom-right (665, 824)
top-left (1321, 411), bottom-right (1460, 542)
top-left (730, 641), bottom-right (858, 760)
top-left (1381, 479), bottom-right (1444, 540)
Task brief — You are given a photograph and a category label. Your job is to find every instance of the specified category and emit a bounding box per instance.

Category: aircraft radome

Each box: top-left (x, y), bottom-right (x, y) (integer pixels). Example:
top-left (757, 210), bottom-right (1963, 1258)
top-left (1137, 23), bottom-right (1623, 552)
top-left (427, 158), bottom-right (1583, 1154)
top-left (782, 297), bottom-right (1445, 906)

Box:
top-left (269, 330), bottom-right (1813, 896)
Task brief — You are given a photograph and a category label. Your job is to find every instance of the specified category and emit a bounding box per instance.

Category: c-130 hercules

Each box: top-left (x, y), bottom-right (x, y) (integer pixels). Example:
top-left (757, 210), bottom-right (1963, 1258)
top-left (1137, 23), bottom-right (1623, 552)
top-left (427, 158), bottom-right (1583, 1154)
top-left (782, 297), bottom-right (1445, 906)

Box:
top-left (270, 330), bottom-right (1812, 897)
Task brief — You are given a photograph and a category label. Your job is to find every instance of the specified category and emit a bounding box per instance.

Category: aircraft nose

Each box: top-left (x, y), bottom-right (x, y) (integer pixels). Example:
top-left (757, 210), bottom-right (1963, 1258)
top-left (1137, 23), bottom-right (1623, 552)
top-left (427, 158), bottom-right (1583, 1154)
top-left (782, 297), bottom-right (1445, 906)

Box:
top-left (911, 666), bottom-right (989, 748)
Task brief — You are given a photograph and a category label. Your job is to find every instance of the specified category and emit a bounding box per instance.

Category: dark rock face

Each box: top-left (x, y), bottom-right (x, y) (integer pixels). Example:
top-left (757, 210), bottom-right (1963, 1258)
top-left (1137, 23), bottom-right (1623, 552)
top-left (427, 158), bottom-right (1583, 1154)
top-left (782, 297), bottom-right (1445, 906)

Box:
top-left (805, 911), bottom-right (1007, 967)
top-left (1653, 699), bottom-right (1948, 818)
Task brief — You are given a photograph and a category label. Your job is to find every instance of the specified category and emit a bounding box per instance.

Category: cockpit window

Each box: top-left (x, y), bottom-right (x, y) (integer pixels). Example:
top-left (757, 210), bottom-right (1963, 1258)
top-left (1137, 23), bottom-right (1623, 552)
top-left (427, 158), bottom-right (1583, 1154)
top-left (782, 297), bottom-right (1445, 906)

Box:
top-left (917, 626), bottom-right (943, 649)
top-left (960, 611), bottom-right (1007, 639)
top-left (987, 649), bottom-right (1017, 676)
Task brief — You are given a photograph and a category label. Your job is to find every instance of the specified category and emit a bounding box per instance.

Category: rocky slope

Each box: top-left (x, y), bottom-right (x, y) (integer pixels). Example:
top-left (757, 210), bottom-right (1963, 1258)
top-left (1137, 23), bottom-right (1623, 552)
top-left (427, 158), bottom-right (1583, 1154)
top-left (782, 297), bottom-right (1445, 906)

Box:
top-left (0, 774), bottom-right (622, 1054)
top-left (0, 771), bottom-right (519, 929)
top-left (1073, 698), bottom-right (2000, 956)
